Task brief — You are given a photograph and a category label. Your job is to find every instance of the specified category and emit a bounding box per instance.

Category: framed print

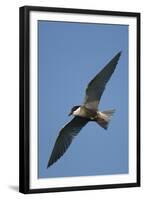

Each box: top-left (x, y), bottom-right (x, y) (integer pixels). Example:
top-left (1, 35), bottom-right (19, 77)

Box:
top-left (19, 6), bottom-right (140, 194)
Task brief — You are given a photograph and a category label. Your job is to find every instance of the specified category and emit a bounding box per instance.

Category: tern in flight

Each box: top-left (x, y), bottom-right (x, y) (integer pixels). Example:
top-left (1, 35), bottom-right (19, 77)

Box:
top-left (47, 51), bottom-right (121, 168)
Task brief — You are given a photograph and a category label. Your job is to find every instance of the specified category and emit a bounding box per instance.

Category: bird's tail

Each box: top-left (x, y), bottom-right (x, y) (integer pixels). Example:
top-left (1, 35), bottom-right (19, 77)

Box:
top-left (96, 109), bottom-right (115, 130)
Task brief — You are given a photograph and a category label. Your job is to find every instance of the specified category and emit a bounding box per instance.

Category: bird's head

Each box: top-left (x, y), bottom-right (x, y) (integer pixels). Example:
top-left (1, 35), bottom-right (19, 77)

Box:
top-left (68, 105), bottom-right (80, 116)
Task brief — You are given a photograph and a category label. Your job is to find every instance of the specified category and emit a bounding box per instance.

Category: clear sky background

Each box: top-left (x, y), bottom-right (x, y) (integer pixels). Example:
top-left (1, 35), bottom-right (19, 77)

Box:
top-left (38, 21), bottom-right (128, 178)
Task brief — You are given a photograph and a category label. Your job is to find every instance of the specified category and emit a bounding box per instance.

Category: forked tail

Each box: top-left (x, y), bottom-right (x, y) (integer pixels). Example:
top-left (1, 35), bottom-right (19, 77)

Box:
top-left (96, 109), bottom-right (115, 130)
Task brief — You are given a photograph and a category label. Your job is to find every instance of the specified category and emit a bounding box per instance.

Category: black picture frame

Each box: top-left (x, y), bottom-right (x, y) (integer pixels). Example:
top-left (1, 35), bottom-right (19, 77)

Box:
top-left (19, 5), bottom-right (140, 194)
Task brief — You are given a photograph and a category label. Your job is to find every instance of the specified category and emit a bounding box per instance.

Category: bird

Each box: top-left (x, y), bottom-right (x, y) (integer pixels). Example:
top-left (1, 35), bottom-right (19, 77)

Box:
top-left (47, 51), bottom-right (121, 168)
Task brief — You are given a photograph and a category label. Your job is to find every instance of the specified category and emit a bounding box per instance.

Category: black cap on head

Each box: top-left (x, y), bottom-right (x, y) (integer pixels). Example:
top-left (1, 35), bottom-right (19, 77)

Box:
top-left (68, 105), bottom-right (80, 116)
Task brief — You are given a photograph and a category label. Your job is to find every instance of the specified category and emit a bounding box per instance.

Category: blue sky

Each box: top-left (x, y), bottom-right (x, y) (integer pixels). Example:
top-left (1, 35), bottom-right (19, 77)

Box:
top-left (38, 21), bottom-right (128, 178)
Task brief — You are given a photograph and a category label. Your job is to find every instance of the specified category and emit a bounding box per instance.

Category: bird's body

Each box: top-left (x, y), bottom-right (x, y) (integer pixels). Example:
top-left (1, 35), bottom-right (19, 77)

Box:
top-left (72, 105), bottom-right (115, 129)
top-left (47, 52), bottom-right (121, 167)
top-left (73, 106), bottom-right (97, 119)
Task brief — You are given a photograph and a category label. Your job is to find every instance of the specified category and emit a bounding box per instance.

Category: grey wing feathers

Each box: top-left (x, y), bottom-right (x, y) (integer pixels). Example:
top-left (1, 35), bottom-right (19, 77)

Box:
top-left (47, 117), bottom-right (89, 167)
top-left (84, 52), bottom-right (121, 110)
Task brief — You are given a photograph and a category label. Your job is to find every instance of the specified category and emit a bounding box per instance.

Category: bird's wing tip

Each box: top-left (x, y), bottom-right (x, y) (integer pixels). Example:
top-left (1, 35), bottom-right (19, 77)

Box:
top-left (47, 161), bottom-right (53, 168)
top-left (114, 51), bottom-right (122, 61)
top-left (47, 164), bottom-right (50, 168)
top-left (118, 51), bottom-right (122, 57)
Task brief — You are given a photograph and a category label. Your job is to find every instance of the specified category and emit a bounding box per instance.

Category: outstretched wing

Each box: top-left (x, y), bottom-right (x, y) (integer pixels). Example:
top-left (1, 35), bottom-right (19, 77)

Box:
top-left (47, 117), bottom-right (89, 167)
top-left (84, 52), bottom-right (121, 110)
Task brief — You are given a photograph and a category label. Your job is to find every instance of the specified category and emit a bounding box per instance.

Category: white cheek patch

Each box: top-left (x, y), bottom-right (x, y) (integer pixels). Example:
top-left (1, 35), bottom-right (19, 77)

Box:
top-left (73, 107), bottom-right (81, 115)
